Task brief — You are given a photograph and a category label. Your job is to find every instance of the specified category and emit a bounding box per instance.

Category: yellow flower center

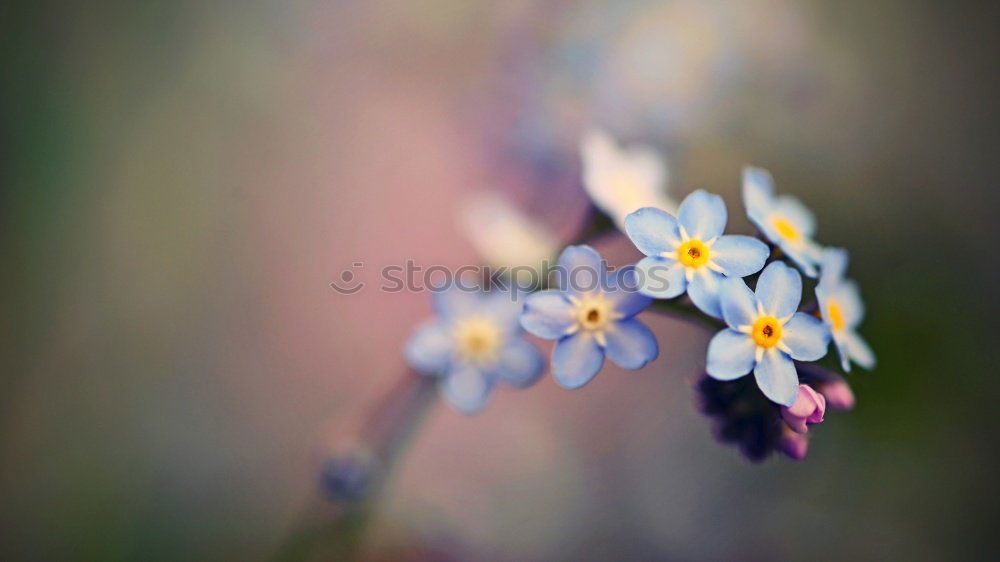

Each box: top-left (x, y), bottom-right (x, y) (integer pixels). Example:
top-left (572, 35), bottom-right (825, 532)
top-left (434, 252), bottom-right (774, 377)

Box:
top-left (771, 217), bottom-right (800, 242)
top-left (827, 300), bottom-right (845, 332)
top-left (574, 294), bottom-right (615, 332)
top-left (751, 316), bottom-right (783, 348)
top-left (677, 239), bottom-right (710, 268)
top-left (452, 317), bottom-right (502, 365)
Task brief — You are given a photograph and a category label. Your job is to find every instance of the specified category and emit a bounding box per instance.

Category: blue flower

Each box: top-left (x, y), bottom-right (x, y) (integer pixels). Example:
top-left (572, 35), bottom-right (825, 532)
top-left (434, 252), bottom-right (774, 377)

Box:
top-left (405, 287), bottom-right (545, 414)
top-left (520, 245), bottom-right (658, 389)
top-left (706, 261), bottom-right (830, 406)
top-left (623, 190), bottom-right (770, 318)
top-left (742, 167), bottom-right (822, 277)
top-left (816, 248), bottom-right (876, 372)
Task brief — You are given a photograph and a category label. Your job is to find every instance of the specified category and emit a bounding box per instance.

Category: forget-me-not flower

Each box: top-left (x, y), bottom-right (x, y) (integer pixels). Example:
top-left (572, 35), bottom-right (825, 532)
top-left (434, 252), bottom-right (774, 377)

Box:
top-left (405, 287), bottom-right (545, 414)
top-left (520, 245), bottom-right (658, 389)
top-left (624, 190), bottom-right (770, 318)
top-left (460, 192), bottom-right (557, 281)
top-left (742, 166), bottom-right (822, 277)
top-left (706, 261), bottom-right (830, 406)
top-left (580, 130), bottom-right (676, 229)
top-left (815, 247), bottom-right (876, 372)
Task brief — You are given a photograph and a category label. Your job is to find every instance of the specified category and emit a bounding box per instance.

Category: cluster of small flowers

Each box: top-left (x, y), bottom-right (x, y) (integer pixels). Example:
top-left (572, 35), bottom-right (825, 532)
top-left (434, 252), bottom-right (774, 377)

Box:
top-left (405, 131), bottom-right (874, 461)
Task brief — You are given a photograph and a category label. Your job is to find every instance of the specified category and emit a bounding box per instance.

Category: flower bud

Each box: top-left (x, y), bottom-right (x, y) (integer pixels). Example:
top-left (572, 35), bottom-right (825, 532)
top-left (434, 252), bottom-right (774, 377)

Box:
top-left (778, 425), bottom-right (810, 461)
top-left (818, 379), bottom-right (855, 411)
top-left (781, 384), bottom-right (826, 434)
top-left (320, 453), bottom-right (378, 503)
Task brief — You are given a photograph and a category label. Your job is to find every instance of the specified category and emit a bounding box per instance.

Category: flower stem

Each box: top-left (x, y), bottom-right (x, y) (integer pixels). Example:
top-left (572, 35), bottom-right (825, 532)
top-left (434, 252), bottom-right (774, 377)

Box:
top-left (273, 373), bottom-right (437, 561)
top-left (571, 204), bottom-right (616, 247)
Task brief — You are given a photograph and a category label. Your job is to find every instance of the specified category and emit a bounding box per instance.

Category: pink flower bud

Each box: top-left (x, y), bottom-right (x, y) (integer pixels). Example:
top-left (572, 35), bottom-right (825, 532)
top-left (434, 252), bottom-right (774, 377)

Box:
top-left (781, 384), bottom-right (826, 434)
top-left (818, 379), bottom-right (856, 411)
top-left (779, 425), bottom-right (810, 461)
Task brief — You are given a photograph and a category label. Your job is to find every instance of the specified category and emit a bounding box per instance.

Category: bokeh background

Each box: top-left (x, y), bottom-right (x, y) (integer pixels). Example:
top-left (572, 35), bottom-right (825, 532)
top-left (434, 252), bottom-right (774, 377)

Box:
top-left (3, 0), bottom-right (998, 560)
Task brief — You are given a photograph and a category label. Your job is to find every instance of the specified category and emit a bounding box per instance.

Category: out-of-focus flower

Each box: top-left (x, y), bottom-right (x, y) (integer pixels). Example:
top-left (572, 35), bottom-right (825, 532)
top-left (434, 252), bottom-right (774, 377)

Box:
top-left (695, 375), bottom-right (783, 463)
top-left (520, 245), bottom-right (657, 389)
top-left (624, 190), bottom-right (769, 318)
top-left (816, 248), bottom-right (876, 372)
top-left (778, 424), bottom-right (810, 461)
top-left (781, 384), bottom-right (826, 434)
top-left (460, 192), bottom-right (557, 285)
top-left (817, 378), bottom-right (856, 410)
top-left (405, 288), bottom-right (544, 414)
top-left (580, 130), bottom-right (675, 229)
top-left (742, 167), bottom-right (822, 277)
top-left (706, 262), bottom-right (830, 406)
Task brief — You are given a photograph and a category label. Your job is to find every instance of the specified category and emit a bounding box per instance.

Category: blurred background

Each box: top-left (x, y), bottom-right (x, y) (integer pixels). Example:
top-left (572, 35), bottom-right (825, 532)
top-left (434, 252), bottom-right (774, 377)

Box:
top-left (2, 0), bottom-right (998, 559)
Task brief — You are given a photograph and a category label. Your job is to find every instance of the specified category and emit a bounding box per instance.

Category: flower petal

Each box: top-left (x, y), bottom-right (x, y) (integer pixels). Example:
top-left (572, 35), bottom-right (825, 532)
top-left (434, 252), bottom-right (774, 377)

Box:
top-left (678, 189), bottom-right (727, 240)
top-left (441, 365), bottom-right (492, 414)
top-left (781, 244), bottom-right (820, 278)
top-left (688, 268), bottom-right (725, 319)
top-left (624, 207), bottom-right (680, 256)
top-left (818, 247), bottom-right (849, 289)
top-left (719, 276), bottom-right (757, 330)
top-left (837, 280), bottom-right (866, 327)
top-left (579, 130), bottom-right (620, 211)
top-left (552, 332), bottom-right (604, 389)
top-left (556, 245), bottom-right (605, 295)
top-left (781, 313), bottom-right (830, 361)
top-left (604, 319), bottom-right (658, 369)
top-left (432, 286), bottom-right (481, 319)
top-left (520, 290), bottom-right (575, 340)
top-left (755, 261), bottom-right (802, 318)
top-left (710, 235), bottom-right (769, 277)
top-left (635, 256), bottom-right (686, 299)
top-left (753, 349), bottom-right (800, 406)
top-left (782, 384), bottom-right (826, 434)
top-left (773, 195), bottom-right (816, 238)
top-left (606, 266), bottom-right (653, 318)
top-left (404, 320), bottom-right (453, 375)
top-left (625, 145), bottom-right (668, 204)
top-left (706, 329), bottom-right (756, 380)
top-left (495, 339), bottom-right (545, 388)
top-left (833, 336), bottom-right (852, 372)
top-left (778, 426), bottom-right (809, 460)
top-left (742, 166), bottom-right (775, 220)
top-left (481, 289), bottom-right (525, 333)
top-left (843, 330), bottom-right (876, 370)
top-left (818, 378), bottom-right (856, 410)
